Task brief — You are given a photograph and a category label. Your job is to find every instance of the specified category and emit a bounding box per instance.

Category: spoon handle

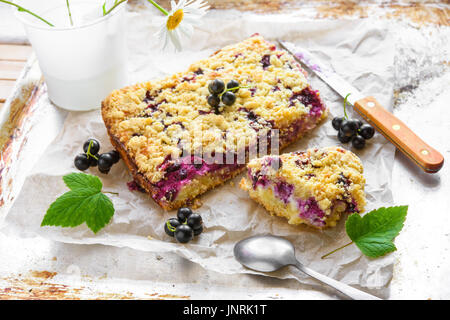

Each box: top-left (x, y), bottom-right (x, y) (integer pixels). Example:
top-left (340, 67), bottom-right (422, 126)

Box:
top-left (293, 261), bottom-right (381, 300)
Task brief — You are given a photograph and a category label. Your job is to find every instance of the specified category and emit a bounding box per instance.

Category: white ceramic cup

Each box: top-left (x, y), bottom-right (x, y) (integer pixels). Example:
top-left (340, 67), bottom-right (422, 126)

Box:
top-left (14, 0), bottom-right (128, 111)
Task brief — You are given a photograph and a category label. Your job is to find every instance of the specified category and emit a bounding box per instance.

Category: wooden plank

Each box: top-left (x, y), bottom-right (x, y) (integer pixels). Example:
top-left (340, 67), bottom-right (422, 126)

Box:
top-left (0, 79), bottom-right (16, 103)
top-left (0, 44), bottom-right (32, 61)
top-left (0, 60), bottom-right (26, 80)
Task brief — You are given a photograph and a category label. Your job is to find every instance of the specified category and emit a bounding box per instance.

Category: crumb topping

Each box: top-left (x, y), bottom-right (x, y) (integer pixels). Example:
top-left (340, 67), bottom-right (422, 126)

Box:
top-left (245, 146), bottom-right (366, 214)
top-left (103, 35), bottom-right (326, 184)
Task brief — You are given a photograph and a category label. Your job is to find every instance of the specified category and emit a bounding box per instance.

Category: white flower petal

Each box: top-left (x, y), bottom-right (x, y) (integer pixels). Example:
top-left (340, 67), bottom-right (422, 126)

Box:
top-left (155, 0), bottom-right (209, 51)
top-left (168, 30), bottom-right (182, 51)
top-left (178, 23), bottom-right (194, 38)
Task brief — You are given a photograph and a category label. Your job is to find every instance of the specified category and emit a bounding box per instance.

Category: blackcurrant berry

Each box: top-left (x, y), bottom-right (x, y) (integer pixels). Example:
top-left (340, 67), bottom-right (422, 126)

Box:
top-left (164, 218), bottom-right (181, 237)
top-left (175, 224), bottom-right (194, 243)
top-left (108, 150), bottom-right (120, 164)
top-left (332, 117), bottom-right (344, 130)
top-left (355, 119), bottom-right (363, 129)
top-left (177, 207), bottom-right (193, 222)
top-left (187, 213), bottom-right (202, 230)
top-left (359, 124), bottom-right (375, 139)
top-left (98, 153), bottom-right (114, 171)
top-left (74, 153), bottom-right (90, 171)
top-left (88, 154), bottom-right (98, 167)
top-left (193, 225), bottom-right (203, 236)
top-left (208, 79), bottom-right (225, 94)
top-left (207, 94), bottom-right (220, 108)
top-left (222, 92), bottom-right (236, 106)
top-left (352, 135), bottom-right (366, 149)
top-left (83, 139), bottom-right (100, 155)
top-left (227, 80), bottom-right (240, 93)
top-left (337, 129), bottom-right (352, 143)
top-left (98, 166), bottom-right (110, 174)
top-left (341, 119), bottom-right (359, 137)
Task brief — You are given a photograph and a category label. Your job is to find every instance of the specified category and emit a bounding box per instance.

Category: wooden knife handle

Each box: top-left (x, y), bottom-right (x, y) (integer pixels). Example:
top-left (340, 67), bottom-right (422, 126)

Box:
top-left (354, 97), bottom-right (444, 173)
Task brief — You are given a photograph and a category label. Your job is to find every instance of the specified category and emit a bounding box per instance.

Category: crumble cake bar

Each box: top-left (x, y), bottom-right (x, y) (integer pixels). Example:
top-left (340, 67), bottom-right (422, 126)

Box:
top-left (102, 35), bottom-right (328, 210)
top-left (240, 147), bottom-right (366, 228)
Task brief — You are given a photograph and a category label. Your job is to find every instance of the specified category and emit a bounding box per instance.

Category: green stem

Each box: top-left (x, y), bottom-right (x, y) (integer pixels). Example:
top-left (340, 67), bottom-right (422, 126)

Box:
top-left (103, 0), bottom-right (127, 16)
top-left (104, 191), bottom-right (119, 196)
top-left (66, 0), bottom-right (73, 26)
top-left (146, 0), bottom-right (169, 15)
top-left (321, 241), bottom-right (354, 259)
top-left (219, 85), bottom-right (251, 98)
top-left (343, 93), bottom-right (351, 120)
top-left (0, 0), bottom-right (54, 27)
top-left (86, 141), bottom-right (98, 160)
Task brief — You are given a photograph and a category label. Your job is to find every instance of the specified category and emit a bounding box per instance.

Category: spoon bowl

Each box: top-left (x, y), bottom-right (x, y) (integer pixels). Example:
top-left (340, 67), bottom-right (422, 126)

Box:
top-left (234, 234), bottom-right (297, 272)
top-left (233, 234), bottom-right (381, 300)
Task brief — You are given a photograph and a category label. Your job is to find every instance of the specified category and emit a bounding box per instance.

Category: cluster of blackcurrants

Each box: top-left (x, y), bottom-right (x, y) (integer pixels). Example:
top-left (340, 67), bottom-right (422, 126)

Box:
top-left (74, 138), bottom-right (120, 174)
top-left (207, 79), bottom-right (241, 113)
top-left (164, 207), bottom-right (203, 243)
top-left (332, 117), bottom-right (375, 149)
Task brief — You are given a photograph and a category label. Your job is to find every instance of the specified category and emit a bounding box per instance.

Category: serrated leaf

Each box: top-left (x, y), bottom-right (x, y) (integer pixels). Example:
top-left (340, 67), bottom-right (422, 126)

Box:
top-left (84, 193), bottom-right (115, 233)
top-left (41, 173), bottom-right (115, 234)
top-left (345, 206), bottom-right (408, 258)
top-left (63, 172), bottom-right (102, 192)
top-left (41, 189), bottom-right (93, 228)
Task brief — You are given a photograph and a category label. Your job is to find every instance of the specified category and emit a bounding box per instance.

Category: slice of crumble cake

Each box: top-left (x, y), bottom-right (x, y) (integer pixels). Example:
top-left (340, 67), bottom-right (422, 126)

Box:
top-left (102, 35), bottom-right (327, 210)
top-left (240, 147), bottom-right (366, 228)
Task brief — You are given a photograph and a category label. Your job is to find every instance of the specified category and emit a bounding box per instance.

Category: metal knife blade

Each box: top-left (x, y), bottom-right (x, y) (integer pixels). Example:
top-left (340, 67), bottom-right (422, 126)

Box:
top-left (278, 40), bottom-right (364, 105)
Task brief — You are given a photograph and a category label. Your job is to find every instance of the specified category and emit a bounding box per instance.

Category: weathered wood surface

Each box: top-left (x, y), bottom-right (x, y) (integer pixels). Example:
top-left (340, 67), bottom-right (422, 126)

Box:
top-left (153, 0), bottom-right (450, 26)
top-left (0, 44), bottom-right (30, 103)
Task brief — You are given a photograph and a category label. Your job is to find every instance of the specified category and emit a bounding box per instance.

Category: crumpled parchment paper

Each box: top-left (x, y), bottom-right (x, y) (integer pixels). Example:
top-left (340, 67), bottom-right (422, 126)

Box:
top-left (2, 8), bottom-right (397, 296)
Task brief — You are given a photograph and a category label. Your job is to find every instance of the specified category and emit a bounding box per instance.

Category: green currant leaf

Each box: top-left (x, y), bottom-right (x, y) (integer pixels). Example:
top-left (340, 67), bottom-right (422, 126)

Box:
top-left (63, 172), bottom-right (102, 192)
top-left (345, 206), bottom-right (408, 258)
top-left (41, 173), bottom-right (115, 234)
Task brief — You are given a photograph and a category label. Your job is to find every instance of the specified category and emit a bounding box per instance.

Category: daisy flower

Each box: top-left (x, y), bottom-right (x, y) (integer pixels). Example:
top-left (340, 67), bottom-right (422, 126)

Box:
top-left (149, 0), bottom-right (209, 51)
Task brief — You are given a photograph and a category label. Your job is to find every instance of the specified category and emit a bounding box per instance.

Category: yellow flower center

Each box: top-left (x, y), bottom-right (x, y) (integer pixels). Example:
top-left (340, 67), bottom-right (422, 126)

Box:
top-left (166, 9), bottom-right (184, 31)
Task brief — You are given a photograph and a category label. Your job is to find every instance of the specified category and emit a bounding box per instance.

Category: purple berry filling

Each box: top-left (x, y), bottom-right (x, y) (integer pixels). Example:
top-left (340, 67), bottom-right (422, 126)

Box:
top-left (248, 170), bottom-right (359, 227)
top-left (153, 155), bottom-right (243, 203)
top-left (337, 172), bottom-right (351, 188)
top-left (144, 98), bottom-right (167, 114)
top-left (127, 180), bottom-right (145, 193)
top-left (263, 156), bottom-right (282, 170)
top-left (250, 169), bottom-right (269, 189)
top-left (297, 197), bottom-right (326, 227)
top-left (346, 199), bottom-right (359, 213)
top-left (261, 54), bottom-right (271, 69)
top-left (295, 158), bottom-right (310, 168)
top-left (249, 169), bottom-right (326, 226)
top-left (144, 91), bottom-right (155, 103)
top-left (273, 181), bottom-right (294, 204)
top-left (289, 87), bottom-right (324, 117)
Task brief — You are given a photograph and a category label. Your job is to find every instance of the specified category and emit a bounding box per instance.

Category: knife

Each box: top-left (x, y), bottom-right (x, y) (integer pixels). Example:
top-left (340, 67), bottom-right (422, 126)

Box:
top-left (278, 40), bottom-right (444, 173)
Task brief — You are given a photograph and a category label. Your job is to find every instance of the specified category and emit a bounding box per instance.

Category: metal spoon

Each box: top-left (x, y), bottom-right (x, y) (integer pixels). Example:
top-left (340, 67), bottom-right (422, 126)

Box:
top-left (234, 235), bottom-right (381, 300)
